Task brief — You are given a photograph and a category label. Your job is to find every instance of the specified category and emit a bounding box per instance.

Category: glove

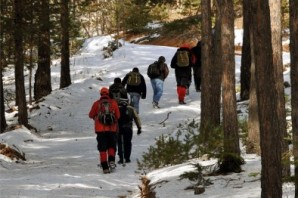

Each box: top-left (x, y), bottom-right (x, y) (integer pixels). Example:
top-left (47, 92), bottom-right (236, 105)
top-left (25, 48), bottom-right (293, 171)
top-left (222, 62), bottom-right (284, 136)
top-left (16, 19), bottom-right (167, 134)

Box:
top-left (137, 128), bottom-right (142, 135)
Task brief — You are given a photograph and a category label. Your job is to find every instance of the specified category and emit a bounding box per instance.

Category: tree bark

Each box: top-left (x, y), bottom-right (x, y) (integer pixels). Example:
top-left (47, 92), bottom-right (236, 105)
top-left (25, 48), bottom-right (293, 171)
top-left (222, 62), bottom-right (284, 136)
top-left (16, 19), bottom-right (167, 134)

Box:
top-left (0, 1), bottom-right (7, 133)
top-left (200, 0), bottom-right (221, 142)
top-left (240, 0), bottom-right (251, 101)
top-left (212, 5), bottom-right (223, 129)
top-left (289, 0), bottom-right (298, 196)
top-left (14, 0), bottom-right (28, 125)
top-left (269, 0), bottom-right (290, 178)
top-left (251, 1), bottom-right (282, 197)
top-left (60, 0), bottom-right (71, 89)
top-left (34, 0), bottom-right (52, 101)
top-left (247, 27), bottom-right (260, 154)
top-left (213, 1), bottom-right (241, 174)
top-left (0, 61), bottom-right (7, 133)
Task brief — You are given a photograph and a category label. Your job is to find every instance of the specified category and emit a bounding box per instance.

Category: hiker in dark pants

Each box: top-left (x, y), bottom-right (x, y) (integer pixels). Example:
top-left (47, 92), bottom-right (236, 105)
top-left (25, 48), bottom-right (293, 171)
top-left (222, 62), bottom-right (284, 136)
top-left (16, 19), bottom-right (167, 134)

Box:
top-left (109, 77), bottom-right (128, 102)
top-left (170, 44), bottom-right (194, 104)
top-left (88, 87), bottom-right (120, 174)
top-left (117, 98), bottom-right (142, 164)
top-left (191, 41), bottom-right (202, 92)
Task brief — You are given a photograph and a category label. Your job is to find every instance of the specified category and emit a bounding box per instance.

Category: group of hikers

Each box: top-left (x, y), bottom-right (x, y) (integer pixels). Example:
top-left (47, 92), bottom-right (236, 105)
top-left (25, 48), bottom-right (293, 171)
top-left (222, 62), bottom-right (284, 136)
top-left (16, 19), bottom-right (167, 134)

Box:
top-left (88, 41), bottom-right (202, 174)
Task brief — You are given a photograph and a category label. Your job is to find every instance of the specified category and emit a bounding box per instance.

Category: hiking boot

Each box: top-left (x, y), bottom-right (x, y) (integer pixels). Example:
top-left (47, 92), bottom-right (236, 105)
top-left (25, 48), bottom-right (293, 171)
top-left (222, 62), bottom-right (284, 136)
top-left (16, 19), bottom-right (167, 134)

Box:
top-left (117, 159), bottom-right (123, 164)
top-left (101, 161), bottom-right (109, 169)
top-left (179, 101), bottom-right (186, 105)
top-left (152, 101), bottom-right (160, 108)
top-left (109, 161), bottom-right (116, 169)
top-left (103, 169), bottom-right (110, 174)
top-left (186, 89), bottom-right (189, 95)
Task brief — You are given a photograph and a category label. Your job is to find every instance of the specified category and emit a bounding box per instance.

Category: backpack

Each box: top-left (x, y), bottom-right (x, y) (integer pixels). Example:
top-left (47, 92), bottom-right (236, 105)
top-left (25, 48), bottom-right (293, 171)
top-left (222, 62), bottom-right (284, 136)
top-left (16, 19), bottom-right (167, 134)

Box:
top-left (110, 87), bottom-right (122, 103)
top-left (176, 50), bottom-right (190, 67)
top-left (147, 62), bottom-right (161, 79)
top-left (97, 99), bottom-right (116, 125)
top-left (111, 91), bottom-right (121, 103)
top-left (127, 72), bottom-right (141, 86)
top-left (118, 105), bottom-right (133, 127)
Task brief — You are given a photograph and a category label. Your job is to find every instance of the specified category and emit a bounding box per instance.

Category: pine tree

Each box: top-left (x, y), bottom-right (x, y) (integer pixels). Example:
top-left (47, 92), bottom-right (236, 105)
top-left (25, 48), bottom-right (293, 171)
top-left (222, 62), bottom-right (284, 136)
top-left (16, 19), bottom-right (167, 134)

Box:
top-left (251, 0), bottom-right (282, 197)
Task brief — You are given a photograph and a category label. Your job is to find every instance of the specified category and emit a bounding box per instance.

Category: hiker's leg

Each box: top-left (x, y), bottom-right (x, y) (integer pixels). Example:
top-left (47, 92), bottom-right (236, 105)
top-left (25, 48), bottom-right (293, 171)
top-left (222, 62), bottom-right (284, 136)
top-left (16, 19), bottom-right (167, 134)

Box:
top-left (150, 79), bottom-right (158, 101)
top-left (123, 127), bottom-right (133, 161)
top-left (107, 132), bottom-right (117, 162)
top-left (153, 79), bottom-right (164, 103)
top-left (129, 92), bottom-right (140, 113)
top-left (117, 131), bottom-right (123, 162)
top-left (193, 67), bottom-right (200, 90)
top-left (97, 133), bottom-right (109, 170)
top-left (177, 86), bottom-right (186, 103)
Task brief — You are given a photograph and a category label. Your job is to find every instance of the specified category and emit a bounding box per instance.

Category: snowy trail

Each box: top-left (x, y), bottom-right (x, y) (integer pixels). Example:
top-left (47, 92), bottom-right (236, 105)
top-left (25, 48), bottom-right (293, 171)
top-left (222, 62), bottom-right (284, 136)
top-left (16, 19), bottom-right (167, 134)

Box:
top-left (1, 40), bottom-right (205, 197)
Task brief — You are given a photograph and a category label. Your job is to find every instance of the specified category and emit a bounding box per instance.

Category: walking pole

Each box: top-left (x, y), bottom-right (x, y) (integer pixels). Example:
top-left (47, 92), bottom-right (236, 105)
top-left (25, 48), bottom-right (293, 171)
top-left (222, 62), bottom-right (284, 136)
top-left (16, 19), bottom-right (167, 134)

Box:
top-left (121, 134), bottom-right (126, 167)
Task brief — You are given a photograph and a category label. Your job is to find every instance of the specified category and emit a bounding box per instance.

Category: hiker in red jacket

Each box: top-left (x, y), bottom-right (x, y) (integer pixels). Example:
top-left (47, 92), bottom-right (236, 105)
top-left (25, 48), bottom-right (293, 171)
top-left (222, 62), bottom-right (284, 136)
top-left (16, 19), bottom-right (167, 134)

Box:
top-left (89, 87), bottom-right (120, 174)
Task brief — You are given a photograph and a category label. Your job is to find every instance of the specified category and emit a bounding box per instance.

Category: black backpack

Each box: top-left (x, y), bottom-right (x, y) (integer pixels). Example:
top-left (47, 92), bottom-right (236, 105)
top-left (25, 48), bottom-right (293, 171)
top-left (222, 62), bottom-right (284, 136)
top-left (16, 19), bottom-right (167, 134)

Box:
top-left (118, 104), bottom-right (133, 127)
top-left (97, 99), bottom-right (116, 125)
top-left (109, 87), bottom-right (122, 103)
top-left (147, 62), bottom-right (161, 79)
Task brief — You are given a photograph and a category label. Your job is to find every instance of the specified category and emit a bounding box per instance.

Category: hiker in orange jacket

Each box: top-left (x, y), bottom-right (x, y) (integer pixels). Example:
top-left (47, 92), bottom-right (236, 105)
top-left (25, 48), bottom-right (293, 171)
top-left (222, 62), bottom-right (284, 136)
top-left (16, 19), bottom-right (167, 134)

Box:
top-left (89, 87), bottom-right (120, 174)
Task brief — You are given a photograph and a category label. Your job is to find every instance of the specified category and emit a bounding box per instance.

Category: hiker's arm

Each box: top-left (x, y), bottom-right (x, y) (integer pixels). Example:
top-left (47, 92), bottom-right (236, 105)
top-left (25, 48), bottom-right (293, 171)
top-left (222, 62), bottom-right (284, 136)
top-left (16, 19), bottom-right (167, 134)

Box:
top-left (164, 64), bottom-right (169, 79)
top-left (131, 106), bottom-right (141, 130)
top-left (113, 101), bottom-right (120, 120)
top-left (88, 102), bottom-right (98, 119)
top-left (141, 76), bottom-right (146, 99)
top-left (122, 75), bottom-right (128, 86)
top-left (170, 53), bottom-right (177, 68)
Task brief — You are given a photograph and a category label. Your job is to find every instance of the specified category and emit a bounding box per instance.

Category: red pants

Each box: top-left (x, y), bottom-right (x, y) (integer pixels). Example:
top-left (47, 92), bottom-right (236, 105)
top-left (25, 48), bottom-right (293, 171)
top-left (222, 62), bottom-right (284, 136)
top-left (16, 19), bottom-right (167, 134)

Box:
top-left (177, 86), bottom-right (186, 102)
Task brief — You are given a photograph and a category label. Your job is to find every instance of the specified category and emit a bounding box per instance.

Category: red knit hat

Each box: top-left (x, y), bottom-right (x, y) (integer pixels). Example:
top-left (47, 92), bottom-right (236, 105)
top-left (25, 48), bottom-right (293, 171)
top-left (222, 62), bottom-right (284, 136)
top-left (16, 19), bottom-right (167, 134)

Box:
top-left (100, 87), bottom-right (109, 95)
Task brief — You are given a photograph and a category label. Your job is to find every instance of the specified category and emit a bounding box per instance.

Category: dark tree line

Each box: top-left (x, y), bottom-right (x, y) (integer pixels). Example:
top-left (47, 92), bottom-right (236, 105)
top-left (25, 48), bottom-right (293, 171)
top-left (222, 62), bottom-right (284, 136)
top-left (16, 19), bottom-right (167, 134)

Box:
top-left (200, 0), bottom-right (296, 197)
top-left (1, 0), bottom-right (73, 132)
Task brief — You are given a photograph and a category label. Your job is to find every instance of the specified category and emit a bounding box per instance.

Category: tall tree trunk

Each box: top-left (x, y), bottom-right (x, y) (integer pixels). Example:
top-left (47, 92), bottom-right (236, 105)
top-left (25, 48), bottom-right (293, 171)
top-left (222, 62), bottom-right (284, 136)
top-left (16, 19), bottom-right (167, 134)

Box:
top-left (269, 0), bottom-right (290, 178)
top-left (216, 0), bottom-right (241, 173)
top-left (14, 0), bottom-right (28, 125)
top-left (200, 0), bottom-right (213, 139)
top-left (251, 1), bottom-right (282, 197)
top-left (289, 0), bottom-right (298, 196)
top-left (200, 0), bottom-right (220, 142)
top-left (240, 0), bottom-right (251, 101)
top-left (34, 0), bottom-right (52, 101)
top-left (0, 1), bottom-right (7, 133)
top-left (0, 60), bottom-right (7, 132)
top-left (212, 5), bottom-right (223, 129)
top-left (60, 0), bottom-right (71, 89)
top-left (247, 27), bottom-right (260, 154)
top-left (28, 0), bottom-right (35, 105)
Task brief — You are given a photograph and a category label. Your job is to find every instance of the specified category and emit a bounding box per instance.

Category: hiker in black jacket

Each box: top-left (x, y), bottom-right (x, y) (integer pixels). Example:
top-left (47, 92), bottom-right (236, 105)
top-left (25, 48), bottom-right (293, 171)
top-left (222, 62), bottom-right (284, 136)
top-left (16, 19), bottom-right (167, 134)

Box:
top-left (170, 45), bottom-right (194, 104)
top-left (109, 77), bottom-right (128, 102)
top-left (191, 41), bottom-right (202, 92)
top-left (117, 98), bottom-right (142, 164)
top-left (122, 67), bottom-right (147, 114)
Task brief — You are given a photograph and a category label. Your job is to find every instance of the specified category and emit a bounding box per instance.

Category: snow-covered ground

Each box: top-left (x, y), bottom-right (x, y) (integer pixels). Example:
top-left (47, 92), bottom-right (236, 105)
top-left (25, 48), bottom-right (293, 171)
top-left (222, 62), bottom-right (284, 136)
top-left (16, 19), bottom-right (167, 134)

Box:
top-left (1, 32), bottom-right (294, 198)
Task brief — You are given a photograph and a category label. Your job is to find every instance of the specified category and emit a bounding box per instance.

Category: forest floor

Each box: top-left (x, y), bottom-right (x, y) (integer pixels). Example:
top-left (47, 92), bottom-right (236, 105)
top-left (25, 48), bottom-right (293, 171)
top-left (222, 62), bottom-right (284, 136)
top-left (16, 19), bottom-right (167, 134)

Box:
top-left (122, 15), bottom-right (289, 53)
top-left (122, 15), bottom-right (244, 48)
